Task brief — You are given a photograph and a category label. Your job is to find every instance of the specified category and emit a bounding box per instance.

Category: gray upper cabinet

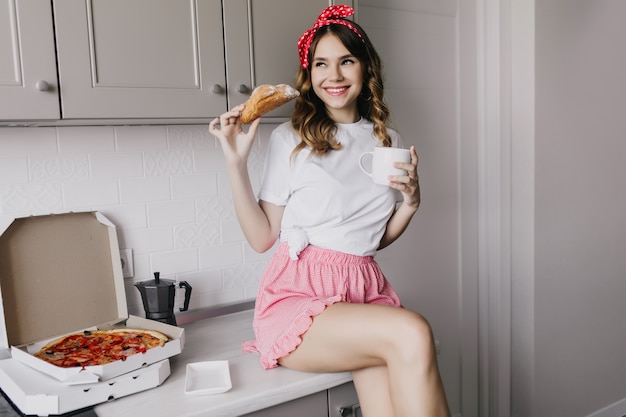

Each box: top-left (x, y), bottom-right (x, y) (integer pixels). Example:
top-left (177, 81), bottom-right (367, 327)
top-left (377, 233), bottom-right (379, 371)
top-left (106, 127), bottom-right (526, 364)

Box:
top-left (1, 0), bottom-right (352, 123)
top-left (0, 0), bottom-right (59, 121)
top-left (53, 0), bottom-right (226, 119)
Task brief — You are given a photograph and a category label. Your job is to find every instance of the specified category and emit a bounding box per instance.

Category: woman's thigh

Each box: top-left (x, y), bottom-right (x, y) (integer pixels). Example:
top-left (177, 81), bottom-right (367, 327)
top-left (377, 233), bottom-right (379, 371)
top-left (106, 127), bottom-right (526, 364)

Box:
top-left (278, 302), bottom-right (432, 372)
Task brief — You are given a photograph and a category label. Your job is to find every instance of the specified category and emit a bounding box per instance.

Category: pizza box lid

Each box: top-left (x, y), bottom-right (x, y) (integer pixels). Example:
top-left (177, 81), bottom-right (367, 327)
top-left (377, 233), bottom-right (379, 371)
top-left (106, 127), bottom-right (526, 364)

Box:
top-left (0, 356), bottom-right (171, 416)
top-left (0, 211), bottom-right (184, 383)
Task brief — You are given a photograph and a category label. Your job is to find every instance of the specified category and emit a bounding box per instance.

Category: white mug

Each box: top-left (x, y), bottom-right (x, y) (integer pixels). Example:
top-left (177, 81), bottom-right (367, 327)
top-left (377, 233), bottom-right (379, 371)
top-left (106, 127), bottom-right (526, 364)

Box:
top-left (359, 147), bottom-right (411, 186)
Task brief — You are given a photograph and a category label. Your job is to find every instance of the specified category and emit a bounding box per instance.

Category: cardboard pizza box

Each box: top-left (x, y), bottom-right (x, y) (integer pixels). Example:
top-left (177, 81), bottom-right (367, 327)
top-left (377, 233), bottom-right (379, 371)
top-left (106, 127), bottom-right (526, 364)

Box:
top-left (0, 357), bottom-right (170, 416)
top-left (0, 211), bottom-right (184, 384)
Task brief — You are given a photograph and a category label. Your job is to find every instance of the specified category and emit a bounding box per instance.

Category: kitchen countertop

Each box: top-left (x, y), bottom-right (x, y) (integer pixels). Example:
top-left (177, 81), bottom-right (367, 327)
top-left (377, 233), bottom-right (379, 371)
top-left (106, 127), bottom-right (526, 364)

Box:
top-left (92, 309), bottom-right (352, 417)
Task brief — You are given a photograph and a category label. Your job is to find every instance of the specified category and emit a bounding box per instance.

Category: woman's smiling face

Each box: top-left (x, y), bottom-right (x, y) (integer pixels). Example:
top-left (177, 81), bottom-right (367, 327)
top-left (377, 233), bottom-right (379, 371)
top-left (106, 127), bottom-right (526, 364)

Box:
top-left (310, 33), bottom-right (363, 124)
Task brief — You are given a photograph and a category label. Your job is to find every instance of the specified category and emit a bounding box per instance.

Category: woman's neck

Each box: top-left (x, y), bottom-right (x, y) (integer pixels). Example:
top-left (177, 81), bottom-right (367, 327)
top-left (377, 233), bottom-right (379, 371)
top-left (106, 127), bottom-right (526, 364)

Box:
top-left (327, 107), bottom-right (360, 124)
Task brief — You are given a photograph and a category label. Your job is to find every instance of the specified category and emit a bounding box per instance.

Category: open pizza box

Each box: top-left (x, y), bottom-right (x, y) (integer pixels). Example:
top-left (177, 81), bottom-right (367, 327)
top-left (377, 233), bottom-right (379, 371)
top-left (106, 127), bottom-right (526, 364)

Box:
top-left (0, 357), bottom-right (170, 416)
top-left (0, 211), bottom-right (184, 386)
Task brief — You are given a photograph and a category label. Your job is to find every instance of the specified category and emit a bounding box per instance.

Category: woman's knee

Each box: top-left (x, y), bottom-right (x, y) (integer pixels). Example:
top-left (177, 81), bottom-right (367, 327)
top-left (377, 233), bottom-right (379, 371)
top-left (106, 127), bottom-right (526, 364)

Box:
top-left (391, 310), bottom-right (437, 363)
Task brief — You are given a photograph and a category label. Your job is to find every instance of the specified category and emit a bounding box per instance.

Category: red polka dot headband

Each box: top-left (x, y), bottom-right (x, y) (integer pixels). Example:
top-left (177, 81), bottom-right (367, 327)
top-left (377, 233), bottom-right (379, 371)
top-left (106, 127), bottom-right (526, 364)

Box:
top-left (297, 5), bottom-right (364, 69)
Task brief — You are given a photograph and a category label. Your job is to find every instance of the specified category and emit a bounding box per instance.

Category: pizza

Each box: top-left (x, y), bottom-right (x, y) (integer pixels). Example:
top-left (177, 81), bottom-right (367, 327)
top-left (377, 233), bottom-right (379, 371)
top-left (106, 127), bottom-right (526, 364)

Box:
top-left (33, 328), bottom-right (168, 368)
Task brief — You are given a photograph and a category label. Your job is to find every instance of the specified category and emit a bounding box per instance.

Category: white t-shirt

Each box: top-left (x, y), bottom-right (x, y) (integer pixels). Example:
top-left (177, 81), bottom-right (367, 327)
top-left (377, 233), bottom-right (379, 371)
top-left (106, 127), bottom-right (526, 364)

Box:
top-left (258, 118), bottom-right (404, 258)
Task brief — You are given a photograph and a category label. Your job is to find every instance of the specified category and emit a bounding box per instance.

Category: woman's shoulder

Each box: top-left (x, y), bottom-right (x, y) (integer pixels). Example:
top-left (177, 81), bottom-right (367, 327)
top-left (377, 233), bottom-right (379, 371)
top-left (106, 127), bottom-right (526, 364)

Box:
top-left (272, 121), bottom-right (297, 135)
top-left (359, 119), bottom-right (403, 147)
top-left (265, 122), bottom-right (303, 157)
top-left (387, 127), bottom-right (403, 148)
top-left (270, 122), bottom-right (300, 144)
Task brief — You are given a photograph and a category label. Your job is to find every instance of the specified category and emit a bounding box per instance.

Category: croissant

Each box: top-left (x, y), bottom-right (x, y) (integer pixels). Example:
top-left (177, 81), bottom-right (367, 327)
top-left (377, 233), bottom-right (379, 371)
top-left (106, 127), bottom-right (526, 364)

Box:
top-left (240, 84), bottom-right (300, 124)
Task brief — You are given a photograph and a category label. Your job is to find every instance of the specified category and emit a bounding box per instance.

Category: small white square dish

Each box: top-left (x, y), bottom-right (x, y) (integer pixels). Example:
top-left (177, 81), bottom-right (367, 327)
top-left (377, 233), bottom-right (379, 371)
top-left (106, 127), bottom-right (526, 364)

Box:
top-left (185, 360), bottom-right (232, 396)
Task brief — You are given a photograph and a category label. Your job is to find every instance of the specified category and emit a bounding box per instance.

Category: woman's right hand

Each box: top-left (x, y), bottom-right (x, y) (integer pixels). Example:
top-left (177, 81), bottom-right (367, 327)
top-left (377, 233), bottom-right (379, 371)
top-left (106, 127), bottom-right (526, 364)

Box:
top-left (209, 104), bottom-right (261, 165)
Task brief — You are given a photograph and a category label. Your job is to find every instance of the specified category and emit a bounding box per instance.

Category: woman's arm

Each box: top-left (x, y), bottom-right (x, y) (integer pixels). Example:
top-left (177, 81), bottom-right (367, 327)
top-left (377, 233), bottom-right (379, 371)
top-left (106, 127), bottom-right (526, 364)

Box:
top-left (378, 146), bottom-right (421, 249)
top-left (226, 160), bottom-right (284, 252)
top-left (209, 106), bottom-right (284, 253)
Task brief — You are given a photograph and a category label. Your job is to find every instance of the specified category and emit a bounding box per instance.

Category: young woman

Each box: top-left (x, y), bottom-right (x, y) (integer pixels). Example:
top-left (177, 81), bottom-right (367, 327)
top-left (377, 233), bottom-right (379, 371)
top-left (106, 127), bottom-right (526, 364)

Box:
top-left (209, 5), bottom-right (450, 417)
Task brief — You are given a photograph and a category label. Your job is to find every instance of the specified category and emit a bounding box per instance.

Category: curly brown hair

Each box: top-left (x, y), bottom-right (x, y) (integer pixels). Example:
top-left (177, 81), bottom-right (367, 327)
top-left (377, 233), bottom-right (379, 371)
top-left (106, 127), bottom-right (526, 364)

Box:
top-left (291, 20), bottom-right (392, 158)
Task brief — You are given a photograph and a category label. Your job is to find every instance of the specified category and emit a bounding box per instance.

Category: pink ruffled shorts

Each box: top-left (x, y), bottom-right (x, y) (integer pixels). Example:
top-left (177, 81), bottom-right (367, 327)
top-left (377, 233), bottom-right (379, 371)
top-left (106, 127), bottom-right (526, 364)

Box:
top-left (242, 243), bottom-right (402, 369)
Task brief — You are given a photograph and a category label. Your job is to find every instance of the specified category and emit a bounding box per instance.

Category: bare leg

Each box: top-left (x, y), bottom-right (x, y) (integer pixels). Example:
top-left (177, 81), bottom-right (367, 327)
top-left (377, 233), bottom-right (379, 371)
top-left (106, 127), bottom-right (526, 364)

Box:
top-left (352, 366), bottom-right (395, 417)
top-left (279, 303), bottom-right (450, 417)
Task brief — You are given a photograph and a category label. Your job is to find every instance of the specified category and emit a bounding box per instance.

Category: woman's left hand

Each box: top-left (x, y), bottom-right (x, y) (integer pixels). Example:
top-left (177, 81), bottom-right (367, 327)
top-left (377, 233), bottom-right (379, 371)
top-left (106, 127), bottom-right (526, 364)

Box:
top-left (389, 145), bottom-right (420, 209)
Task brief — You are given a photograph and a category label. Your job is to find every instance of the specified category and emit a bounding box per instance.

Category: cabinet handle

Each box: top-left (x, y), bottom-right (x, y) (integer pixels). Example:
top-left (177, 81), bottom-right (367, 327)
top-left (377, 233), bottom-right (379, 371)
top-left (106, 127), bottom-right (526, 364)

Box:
top-left (237, 84), bottom-right (250, 94)
top-left (211, 84), bottom-right (224, 94)
top-left (36, 80), bottom-right (50, 92)
top-left (339, 404), bottom-right (361, 417)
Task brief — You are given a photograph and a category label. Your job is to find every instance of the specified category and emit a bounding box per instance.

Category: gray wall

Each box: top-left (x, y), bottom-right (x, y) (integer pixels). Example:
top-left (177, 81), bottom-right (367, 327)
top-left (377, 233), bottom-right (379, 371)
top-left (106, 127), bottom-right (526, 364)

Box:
top-left (359, 1), bottom-right (464, 415)
top-left (533, 1), bottom-right (626, 415)
top-left (364, 1), bottom-right (626, 416)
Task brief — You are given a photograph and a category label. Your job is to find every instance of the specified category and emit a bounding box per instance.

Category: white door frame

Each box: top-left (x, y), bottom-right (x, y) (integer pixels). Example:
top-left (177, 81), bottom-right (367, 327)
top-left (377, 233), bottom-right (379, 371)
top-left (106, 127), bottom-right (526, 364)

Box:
top-left (462, 0), bottom-right (535, 416)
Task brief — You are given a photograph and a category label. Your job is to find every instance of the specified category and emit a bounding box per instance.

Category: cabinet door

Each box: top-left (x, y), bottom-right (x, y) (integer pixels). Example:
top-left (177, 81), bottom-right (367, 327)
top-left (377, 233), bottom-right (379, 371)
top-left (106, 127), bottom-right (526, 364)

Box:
top-left (241, 390), bottom-right (327, 417)
top-left (328, 382), bottom-right (361, 417)
top-left (223, 0), bottom-right (352, 119)
top-left (0, 0), bottom-right (59, 121)
top-left (53, 0), bottom-right (226, 119)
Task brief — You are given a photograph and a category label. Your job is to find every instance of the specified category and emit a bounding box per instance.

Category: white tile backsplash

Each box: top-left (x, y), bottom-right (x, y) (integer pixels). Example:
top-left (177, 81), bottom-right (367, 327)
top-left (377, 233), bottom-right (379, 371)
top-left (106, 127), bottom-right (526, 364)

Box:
top-left (144, 150), bottom-right (194, 176)
top-left (175, 221), bottom-right (220, 248)
top-left (120, 226), bottom-right (174, 253)
top-left (199, 243), bottom-right (244, 269)
top-left (148, 199), bottom-right (196, 226)
top-left (193, 150), bottom-right (227, 174)
top-left (30, 154), bottom-right (90, 182)
top-left (171, 174), bottom-right (218, 199)
top-left (120, 176), bottom-right (171, 203)
top-left (91, 152), bottom-right (144, 179)
top-left (0, 183), bottom-right (64, 215)
top-left (0, 157), bottom-right (29, 184)
top-left (179, 269), bottom-right (223, 293)
top-left (150, 248), bottom-right (199, 275)
top-left (197, 196), bottom-right (235, 222)
top-left (167, 125), bottom-right (216, 150)
top-left (221, 219), bottom-right (245, 243)
top-left (63, 179), bottom-right (120, 207)
top-left (115, 126), bottom-right (167, 151)
top-left (101, 204), bottom-right (148, 229)
top-left (58, 126), bottom-right (116, 152)
top-left (0, 127), bottom-right (58, 154)
top-left (0, 123), bottom-right (276, 315)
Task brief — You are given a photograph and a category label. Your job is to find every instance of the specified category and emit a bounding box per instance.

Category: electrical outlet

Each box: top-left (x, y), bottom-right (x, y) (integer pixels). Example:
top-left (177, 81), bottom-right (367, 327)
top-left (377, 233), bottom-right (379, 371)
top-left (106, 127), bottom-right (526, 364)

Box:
top-left (120, 249), bottom-right (134, 278)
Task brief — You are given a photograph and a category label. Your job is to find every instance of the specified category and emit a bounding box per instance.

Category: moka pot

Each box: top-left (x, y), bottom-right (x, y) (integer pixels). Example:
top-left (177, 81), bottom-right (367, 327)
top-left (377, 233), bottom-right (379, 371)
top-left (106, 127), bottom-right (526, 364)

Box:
top-left (135, 272), bottom-right (192, 326)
